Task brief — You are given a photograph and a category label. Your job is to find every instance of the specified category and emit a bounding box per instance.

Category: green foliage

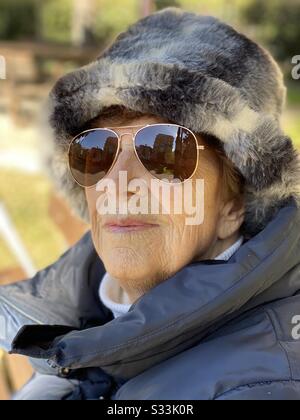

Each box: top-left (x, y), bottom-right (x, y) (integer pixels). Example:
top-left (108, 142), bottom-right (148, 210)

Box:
top-left (284, 83), bottom-right (300, 146)
top-left (242, 0), bottom-right (300, 61)
top-left (0, 0), bottom-right (73, 44)
top-left (0, 0), bottom-right (298, 61)
top-left (92, 0), bottom-right (139, 44)
top-left (0, 0), bottom-right (38, 40)
top-left (287, 83), bottom-right (300, 107)
top-left (40, 0), bottom-right (72, 44)
top-left (155, 0), bottom-right (181, 10)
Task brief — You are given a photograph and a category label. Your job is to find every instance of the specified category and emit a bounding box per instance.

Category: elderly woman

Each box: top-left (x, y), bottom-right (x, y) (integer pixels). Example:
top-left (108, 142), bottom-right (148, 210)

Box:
top-left (1, 8), bottom-right (300, 400)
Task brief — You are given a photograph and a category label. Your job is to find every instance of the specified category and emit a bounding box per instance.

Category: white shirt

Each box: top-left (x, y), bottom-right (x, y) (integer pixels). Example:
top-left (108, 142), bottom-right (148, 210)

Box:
top-left (99, 237), bottom-right (244, 319)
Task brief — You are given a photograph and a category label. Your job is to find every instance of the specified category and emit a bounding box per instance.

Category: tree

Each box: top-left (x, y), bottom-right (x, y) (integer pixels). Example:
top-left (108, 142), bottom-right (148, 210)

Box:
top-left (155, 0), bottom-right (180, 10)
top-left (0, 0), bottom-right (39, 40)
top-left (242, 0), bottom-right (300, 61)
top-left (71, 0), bottom-right (97, 46)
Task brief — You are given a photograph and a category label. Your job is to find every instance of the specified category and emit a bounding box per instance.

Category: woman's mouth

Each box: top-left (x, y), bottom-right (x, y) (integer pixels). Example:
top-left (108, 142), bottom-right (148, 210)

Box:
top-left (103, 218), bottom-right (160, 233)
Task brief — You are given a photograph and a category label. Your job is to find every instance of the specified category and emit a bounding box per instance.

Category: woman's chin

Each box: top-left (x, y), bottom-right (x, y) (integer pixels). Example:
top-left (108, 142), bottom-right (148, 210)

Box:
top-left (102, 248), bottom-right (156, 284)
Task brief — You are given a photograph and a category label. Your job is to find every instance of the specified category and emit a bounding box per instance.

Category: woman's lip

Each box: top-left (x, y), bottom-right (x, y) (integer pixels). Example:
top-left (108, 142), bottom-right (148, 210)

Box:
top-left (103, 219), bottom-right (160, 233)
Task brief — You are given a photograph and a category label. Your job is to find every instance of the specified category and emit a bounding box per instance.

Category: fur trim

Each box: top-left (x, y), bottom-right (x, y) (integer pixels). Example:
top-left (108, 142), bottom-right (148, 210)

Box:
top-left (43, 7), bottom-right (300, 236)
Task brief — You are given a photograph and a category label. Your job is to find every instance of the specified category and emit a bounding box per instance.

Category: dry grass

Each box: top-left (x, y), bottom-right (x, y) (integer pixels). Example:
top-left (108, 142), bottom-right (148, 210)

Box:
top-left (0, 169), bottom-right (66, 273)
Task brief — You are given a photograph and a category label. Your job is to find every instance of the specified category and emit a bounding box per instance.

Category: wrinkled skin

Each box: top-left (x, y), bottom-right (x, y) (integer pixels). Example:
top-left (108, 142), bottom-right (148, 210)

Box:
top-left (85, 114), bottom-right (245, 302)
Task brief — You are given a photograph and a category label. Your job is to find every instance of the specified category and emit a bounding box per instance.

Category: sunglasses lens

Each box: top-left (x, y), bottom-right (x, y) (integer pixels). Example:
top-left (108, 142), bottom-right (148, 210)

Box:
top-left (135, 125), bottom-right (198, 182)
top-left (69, 130), bottom-right (119, 187)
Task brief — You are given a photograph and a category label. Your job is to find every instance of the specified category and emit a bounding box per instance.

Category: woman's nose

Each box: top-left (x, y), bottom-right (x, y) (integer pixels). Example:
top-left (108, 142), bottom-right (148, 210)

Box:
top-left (119, 132), bottom-right (134, 151)
top-left (107, 133), bottom-right (147, 183)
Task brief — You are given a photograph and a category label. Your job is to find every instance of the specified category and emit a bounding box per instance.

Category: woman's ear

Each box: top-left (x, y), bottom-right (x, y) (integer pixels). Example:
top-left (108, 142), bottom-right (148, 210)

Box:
top-left (217, 196), bottom-right (245, 240)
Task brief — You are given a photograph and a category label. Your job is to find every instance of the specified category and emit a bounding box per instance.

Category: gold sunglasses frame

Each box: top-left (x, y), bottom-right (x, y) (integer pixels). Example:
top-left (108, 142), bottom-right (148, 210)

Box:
top-left (68, 123), bottom-right (205, 188)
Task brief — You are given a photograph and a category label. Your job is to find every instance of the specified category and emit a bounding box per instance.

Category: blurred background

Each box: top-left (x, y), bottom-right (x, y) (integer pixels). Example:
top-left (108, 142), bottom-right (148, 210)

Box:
top-left (0, 0), bottom-right (299, 399)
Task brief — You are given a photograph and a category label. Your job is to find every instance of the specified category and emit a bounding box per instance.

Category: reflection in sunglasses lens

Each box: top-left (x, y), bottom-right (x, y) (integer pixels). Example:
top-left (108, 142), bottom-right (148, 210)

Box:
top-left (135, 125), bottom-right (198, 182)
top-left (69, 130), bottom-right (119, 187)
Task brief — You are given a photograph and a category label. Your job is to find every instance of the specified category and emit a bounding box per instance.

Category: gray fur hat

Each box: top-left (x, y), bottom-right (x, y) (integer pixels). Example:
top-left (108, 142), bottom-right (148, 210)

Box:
top-left (44, 7), bottom-right (300, 237)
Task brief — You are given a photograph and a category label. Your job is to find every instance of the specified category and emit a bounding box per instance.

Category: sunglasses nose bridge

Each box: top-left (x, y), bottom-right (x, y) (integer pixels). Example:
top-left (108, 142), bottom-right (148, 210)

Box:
top-left (118, 131), bottom-right (135, 150)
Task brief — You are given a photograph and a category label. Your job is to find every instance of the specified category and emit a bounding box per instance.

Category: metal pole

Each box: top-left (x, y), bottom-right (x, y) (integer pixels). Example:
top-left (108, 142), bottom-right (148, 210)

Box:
top-left (71, 0), bottom-right (96, 47)
top-left (0, 202), bottom-right (36, 278)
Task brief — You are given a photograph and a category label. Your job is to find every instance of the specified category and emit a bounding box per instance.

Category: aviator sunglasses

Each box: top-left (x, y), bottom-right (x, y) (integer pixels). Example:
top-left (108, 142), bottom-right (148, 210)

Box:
top-left (68, 123), bottom-right (205, 187)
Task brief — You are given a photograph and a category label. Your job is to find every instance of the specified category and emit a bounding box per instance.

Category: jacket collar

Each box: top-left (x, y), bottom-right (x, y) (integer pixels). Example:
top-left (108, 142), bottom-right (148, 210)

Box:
top-left (11, 200), bottom-right (300, 380)
top-left (99, 236), bottom-right (244, 319)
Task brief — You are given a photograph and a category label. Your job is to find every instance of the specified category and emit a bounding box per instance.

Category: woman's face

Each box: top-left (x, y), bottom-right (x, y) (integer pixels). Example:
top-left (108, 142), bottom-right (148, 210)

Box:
top-left (85, 114), bottom-right (244, 302)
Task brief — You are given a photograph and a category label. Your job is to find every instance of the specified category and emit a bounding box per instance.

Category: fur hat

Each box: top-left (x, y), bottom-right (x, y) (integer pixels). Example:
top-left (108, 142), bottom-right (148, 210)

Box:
top-left (44, 7), bottom-right (300, 237)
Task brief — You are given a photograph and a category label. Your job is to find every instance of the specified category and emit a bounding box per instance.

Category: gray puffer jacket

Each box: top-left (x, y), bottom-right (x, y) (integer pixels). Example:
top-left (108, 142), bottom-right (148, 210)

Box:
top-left (1, 200), bottom-right (300, 400)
